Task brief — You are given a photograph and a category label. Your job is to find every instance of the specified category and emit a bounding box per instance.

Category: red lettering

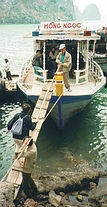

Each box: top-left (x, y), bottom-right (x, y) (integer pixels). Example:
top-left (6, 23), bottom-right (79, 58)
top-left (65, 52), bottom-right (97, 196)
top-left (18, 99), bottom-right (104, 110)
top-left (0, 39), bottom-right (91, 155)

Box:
top-left (77, 23), bottom-right (81, 28)
top-left (44, 24), bottom-right (48, 29)
top-left (57, 23), bottom-right (61, 29)
top-left (63, 23), bottom-right (67, 28)
top-left (72, 23), bottom-right (76, 29)
top-left (49, 22), bottom-right (53, 29)
top-left (53, 23), bottom-right (57, 29)
top-left (68, 23), bottom-right (71, 28)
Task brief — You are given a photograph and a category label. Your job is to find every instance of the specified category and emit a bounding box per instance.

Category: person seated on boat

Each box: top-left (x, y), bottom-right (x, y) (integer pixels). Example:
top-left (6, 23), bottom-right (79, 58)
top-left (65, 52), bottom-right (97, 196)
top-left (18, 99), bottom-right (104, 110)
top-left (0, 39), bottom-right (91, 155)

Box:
top-left (32, 50), bottom-right (43, 77)
top-left (56, 44), bottom-right (72, 91)
top-left (7, 103), bottom-right (37, 160)
top-left (4, 58), bottom-right (12, 81)
top-left (48, 47), bottom-right (58, 78)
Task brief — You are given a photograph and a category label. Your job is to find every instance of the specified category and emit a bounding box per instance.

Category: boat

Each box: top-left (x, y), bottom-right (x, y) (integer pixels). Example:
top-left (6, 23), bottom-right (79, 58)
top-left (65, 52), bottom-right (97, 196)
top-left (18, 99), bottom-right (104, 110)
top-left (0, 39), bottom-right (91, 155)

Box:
top-left (0, 74), bottom-right (19, 98)
top-left (17, 21), bottom-right (106, 129)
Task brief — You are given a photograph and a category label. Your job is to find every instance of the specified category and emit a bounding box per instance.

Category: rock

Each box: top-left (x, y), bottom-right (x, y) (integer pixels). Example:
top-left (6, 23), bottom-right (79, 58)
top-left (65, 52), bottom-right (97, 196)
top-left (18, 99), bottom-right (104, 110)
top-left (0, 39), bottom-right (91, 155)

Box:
top-left (49, 190), bottom-right (62, 207)
top-left (79, 190), bottom-right (89, 196)
top-left (71, 192), bottom-right (78, 196)
top-left (59, 192), bottom-right (65, 197)
top-left (0, 182), bottom-right (15, 207)
top-left (76, 194), bottom-right (84, 202)
top-left (89, 182), bottom-right (107, 206)
top-left (99, 170), bottom-right (107, 177)
top-left (24, 199), bottom-right (38, 207)
top-left (89, 181), bottom-right (97, 190)
top-left (61, 196), bottom-right (70, 206)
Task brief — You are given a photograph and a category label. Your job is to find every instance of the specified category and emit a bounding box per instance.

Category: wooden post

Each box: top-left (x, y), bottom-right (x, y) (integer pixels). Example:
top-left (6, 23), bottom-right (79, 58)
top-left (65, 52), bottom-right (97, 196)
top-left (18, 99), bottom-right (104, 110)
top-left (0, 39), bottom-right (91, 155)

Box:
top-left (85, 40), bottom-right (89, 81)
top-left (76, 41), bottom-right (80, 84)
top-left (43, 41), bottom-right (46, 82)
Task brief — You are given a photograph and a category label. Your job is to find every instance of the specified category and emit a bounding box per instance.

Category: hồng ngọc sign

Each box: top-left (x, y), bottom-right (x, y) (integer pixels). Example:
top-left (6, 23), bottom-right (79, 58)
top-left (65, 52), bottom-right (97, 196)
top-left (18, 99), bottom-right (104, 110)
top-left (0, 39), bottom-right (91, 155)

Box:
top-left (40, 22), bottom-right (82, 31)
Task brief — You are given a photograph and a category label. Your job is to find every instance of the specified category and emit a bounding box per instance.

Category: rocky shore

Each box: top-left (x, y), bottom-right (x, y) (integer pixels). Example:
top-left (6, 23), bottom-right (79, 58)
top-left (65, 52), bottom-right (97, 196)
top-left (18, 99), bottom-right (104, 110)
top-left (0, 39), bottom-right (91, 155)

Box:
top-left (0, 167), bottom-right (107, 207)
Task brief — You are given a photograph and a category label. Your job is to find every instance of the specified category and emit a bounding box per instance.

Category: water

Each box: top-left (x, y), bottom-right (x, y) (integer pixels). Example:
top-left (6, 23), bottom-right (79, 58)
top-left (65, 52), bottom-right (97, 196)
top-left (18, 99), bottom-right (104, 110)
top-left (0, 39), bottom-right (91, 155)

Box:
top-left (0, 24), bottom-right (107, 180)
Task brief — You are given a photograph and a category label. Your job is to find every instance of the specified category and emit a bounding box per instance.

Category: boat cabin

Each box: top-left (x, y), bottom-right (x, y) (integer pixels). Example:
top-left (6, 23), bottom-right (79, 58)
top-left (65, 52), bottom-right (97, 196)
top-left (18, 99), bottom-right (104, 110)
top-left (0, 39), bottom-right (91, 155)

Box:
top-left (30, 21), bottom-right (100, 84)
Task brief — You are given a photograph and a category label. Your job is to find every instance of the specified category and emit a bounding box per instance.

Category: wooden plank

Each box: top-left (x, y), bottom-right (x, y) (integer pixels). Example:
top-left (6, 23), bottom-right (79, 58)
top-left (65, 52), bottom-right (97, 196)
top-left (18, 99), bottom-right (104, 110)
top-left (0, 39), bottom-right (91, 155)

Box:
top-left (42, 82), bottom-right (54, 91)
top-left (36, 100), bottom-right (49, 110)
top-left (15, 171), bottom-right (23, 185)
top-left (14, 186), bottom-right (20, 200)
top-left (32, 108), bottom-right (47, 120)
top-left (7, 170), bottom-right (19, 184)
top-left (39, 91), bottom-right (52, 100)
top-left (35, 120), bottom-right (44, 130)
top-left (32, 129), bottom-right (40, 143)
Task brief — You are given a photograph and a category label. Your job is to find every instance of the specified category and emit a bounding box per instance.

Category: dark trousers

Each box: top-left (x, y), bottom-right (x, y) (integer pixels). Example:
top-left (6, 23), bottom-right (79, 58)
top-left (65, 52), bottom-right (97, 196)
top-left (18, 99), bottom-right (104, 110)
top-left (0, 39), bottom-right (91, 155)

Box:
top-left (22, 173), bottom-right (37, 200)
top-left (6, 71), bottom-right (12, 80)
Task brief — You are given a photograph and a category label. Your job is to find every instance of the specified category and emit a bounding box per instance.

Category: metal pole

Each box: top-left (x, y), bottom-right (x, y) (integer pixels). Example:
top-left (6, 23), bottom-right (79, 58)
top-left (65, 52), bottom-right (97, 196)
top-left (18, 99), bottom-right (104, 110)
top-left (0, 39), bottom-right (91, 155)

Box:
top-left (76, 41), bottom-right (80, 83)
top-left (43, 41), bottom-right (46, 82)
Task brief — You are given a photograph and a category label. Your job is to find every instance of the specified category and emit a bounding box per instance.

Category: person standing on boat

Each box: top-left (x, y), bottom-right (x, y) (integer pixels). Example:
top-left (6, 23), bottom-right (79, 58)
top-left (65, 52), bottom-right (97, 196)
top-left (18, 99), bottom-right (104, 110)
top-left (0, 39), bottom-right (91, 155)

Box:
top-left (32, 50), bottom-right (43, 77)
top-left (48, 47), bottom-right (58, 78)
top-left (4, 58), bottom-right (12, 80)
top-left (8, 103), bottom-right (37, 159)
top-left (56, 44), bottom-right (72, 91)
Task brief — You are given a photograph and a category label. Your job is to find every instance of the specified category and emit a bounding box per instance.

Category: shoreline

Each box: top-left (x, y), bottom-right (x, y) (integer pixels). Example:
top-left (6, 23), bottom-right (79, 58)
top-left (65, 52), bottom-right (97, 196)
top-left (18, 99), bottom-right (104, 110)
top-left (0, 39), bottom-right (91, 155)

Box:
top-left (0, 167), bottom-right (107, 207)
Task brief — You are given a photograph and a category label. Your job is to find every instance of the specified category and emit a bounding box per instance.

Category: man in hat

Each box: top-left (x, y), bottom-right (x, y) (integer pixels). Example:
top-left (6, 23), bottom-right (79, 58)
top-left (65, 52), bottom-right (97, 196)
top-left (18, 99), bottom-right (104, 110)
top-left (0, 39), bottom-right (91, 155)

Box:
top-left (56, 44), bottom-right (72, 91)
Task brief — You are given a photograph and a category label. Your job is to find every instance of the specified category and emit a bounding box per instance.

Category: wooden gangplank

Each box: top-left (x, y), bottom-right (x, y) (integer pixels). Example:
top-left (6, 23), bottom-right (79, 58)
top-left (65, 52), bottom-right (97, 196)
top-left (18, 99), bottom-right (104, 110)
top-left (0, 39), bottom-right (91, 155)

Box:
top-left (2, 79), bottom-right (55, 199)
top-left (31, 80), bottom-right (55, 143)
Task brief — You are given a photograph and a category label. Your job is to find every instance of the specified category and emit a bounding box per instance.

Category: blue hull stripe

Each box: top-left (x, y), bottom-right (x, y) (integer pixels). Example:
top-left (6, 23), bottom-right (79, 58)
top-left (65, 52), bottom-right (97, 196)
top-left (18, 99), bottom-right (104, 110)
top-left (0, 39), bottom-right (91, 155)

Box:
top-left (58, 100), bottom-right (63, 130)
top-left (28, 94), bottom-right (91, 104)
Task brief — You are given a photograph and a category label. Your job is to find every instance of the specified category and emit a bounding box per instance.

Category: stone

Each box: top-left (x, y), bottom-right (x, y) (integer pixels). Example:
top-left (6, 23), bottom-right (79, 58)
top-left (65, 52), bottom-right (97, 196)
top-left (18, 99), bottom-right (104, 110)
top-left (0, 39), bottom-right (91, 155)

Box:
top-left (76, 194), bottom-right (84, 202)
top-left (79, 190), bottom-right (89, 196)
top-left (89, 182), bottom-right (97, 190)
top-left (89, 182), bottom-right (107, 206)
top-left (24, 199), bottom-right (38, 207)
top-left (49, 190), bottom-right (62, 207)
top-left (59, 192), bottom-right (65, 197)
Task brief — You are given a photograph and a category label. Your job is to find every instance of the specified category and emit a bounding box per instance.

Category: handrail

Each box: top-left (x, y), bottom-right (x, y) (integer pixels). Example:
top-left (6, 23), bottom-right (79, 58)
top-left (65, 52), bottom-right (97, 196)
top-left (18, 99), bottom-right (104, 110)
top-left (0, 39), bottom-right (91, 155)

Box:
top-left (74, 55), bottom-right (104, 84)
top-left (19, 56), bottom-right (48, 83)
top-left (74, 67), bottom-right (88, 84)
top-left (88, 56), bottom-right (104, 79)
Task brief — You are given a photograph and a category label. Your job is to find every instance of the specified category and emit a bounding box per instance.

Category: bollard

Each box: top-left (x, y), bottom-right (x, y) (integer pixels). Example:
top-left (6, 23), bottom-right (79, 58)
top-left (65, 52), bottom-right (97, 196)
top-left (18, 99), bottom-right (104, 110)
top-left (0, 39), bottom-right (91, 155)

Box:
top-left (54, 72), bottom-right (64, 96)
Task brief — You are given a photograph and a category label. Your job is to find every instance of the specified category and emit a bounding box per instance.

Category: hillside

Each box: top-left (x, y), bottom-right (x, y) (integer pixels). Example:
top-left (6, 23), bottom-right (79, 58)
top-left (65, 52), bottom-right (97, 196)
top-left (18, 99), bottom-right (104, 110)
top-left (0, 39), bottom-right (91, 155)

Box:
top-left (0, 0), bottom-right (75, 24)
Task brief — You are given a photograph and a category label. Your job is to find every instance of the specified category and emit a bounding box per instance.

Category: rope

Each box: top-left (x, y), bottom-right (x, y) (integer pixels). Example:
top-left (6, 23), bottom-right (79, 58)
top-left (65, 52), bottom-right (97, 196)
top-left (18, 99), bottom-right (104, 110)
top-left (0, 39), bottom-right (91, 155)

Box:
top-left (43, 93), bottom-right (62, 122)
top-left (1, 68), bottom-right (62, 182)
top-left (0, 139), bottom-right (31, 183)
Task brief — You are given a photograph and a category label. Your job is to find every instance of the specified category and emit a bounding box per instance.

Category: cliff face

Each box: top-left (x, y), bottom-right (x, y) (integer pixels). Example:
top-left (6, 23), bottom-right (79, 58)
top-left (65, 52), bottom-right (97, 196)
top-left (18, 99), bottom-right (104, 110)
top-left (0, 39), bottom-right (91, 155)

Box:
top-left (0, 0), bottom-right (75, 24)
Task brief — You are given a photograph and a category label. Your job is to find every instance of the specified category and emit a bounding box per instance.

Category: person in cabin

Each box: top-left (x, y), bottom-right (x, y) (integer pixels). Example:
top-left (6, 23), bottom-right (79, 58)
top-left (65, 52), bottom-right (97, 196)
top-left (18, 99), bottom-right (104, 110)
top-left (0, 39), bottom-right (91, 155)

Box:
top-left (13, 137), bottom-right (37, 202)
top-left (48, 47), bottom-right (58, 78)
top-left (32, 50), bottom-right (43, 77)
top-left (56, 44), bottom-right (72, 91)
top-left (8, 103), bottom-right (37, 159)
top-left (4, 58), bottom-right (12, 80)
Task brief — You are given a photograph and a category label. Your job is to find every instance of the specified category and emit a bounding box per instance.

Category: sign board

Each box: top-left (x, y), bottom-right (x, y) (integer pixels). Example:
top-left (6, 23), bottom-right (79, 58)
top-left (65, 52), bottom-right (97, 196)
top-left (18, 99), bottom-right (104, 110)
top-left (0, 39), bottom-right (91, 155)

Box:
top-left (40, 21), bottom-right (82, 31)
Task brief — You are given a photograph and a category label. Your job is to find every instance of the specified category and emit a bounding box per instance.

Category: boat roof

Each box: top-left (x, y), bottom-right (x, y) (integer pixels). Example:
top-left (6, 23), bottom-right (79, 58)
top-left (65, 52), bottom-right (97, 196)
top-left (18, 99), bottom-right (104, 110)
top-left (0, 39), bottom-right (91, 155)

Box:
top-left (25, 21), bottom-right (100, 41)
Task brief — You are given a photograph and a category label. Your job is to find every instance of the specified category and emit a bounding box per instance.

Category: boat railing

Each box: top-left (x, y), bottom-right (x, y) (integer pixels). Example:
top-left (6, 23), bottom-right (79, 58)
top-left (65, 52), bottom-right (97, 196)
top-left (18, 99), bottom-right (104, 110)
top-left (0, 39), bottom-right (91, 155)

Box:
top-left (20, 56), bottom-right (48, 83)
top-left (74, 56), bottom-right (104, 85)
top-left (34, 69), bottom-right (48, 82)
top-left (74, 67), bottom-right (88, 84)
top-left (19, 56), bottom-right (33, 82)
top-left (88, 56), bottom-right (104, 81)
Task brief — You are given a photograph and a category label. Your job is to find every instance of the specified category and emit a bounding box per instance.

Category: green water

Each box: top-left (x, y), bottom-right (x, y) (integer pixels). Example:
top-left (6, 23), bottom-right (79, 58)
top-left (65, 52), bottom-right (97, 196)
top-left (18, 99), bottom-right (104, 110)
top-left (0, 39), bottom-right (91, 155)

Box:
top-left (0, 25), bottom-right (107, 180)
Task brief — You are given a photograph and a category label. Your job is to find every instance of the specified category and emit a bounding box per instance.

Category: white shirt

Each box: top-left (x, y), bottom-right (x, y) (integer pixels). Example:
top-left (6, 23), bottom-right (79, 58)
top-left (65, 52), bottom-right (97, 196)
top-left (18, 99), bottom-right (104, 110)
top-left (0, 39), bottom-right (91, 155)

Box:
top-left (5, 62), bottom-right (10, 72)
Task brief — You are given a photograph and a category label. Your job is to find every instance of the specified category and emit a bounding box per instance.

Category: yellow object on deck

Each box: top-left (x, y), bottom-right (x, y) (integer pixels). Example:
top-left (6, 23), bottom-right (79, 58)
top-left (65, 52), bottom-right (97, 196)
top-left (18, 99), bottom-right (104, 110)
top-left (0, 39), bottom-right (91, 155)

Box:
top-left (54, 72), bottom-right (64, 96)
top-left (55, 83), bottom-right (64, 96)
top-left (54, 72), bottom-right (63, 81)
